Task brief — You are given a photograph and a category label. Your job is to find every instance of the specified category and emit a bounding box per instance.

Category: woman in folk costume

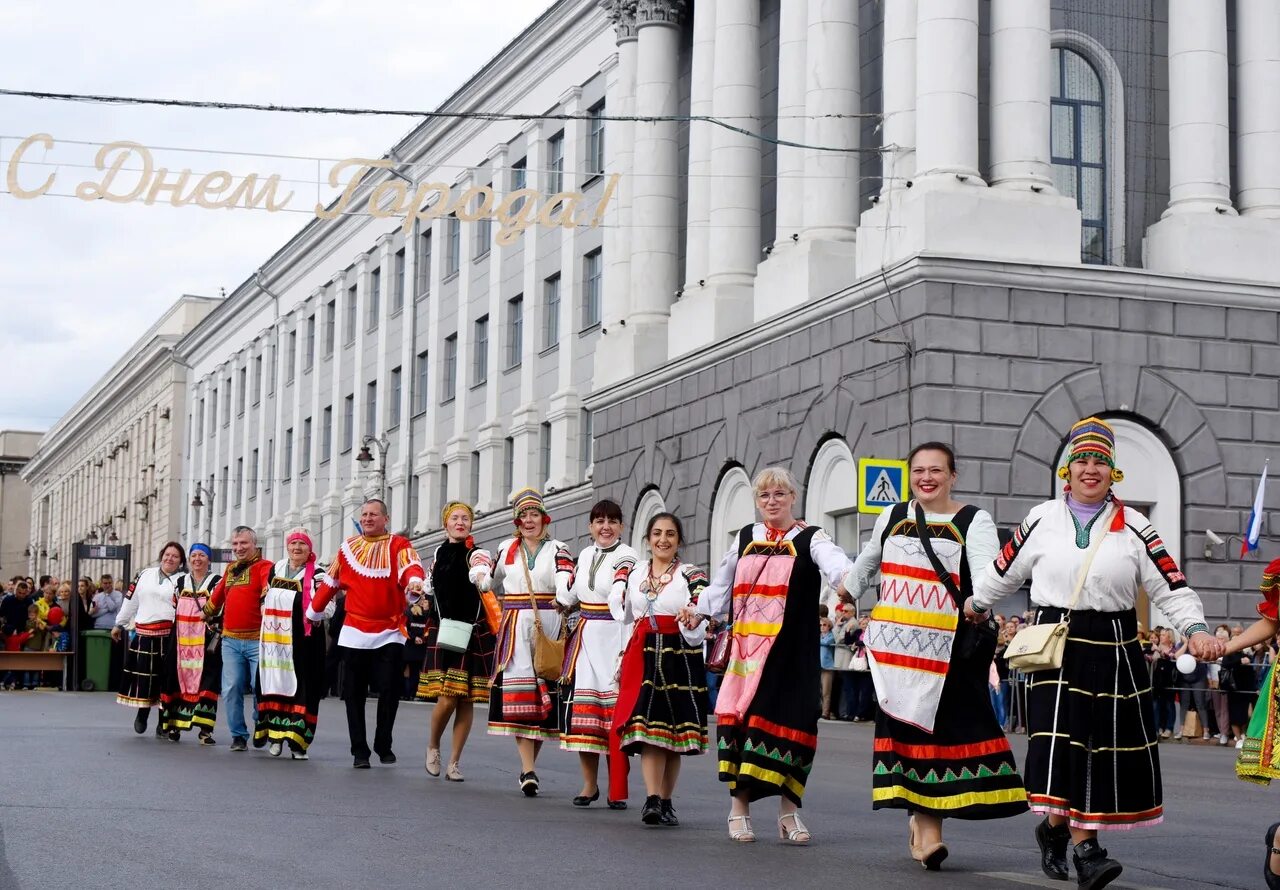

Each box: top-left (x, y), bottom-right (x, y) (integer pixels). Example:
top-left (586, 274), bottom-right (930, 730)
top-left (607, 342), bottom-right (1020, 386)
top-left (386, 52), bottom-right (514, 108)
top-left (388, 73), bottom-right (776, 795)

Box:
top-left (614, 512), bottom-right (709, 828)
top-left (419, 501), bottom-right (496, 782)
top-left (112, 541), bottom-right (184, 738)
top-left (966, 417), bottom-right (1221, 890)
top-left (1223, 559), bottom-right (1280, 890)
top-left (483, 488), bottom-right (574, 796)
top-left (559, 498), bottom-right (638, 808)
top-left (843, 443), bottom-right (1027, 872)
top-left (159, 543), bottom-right (222, 745)
top-left (696, 466), bottom-right (852, 845)
top-left (254, 529), bottom-right (333, 760)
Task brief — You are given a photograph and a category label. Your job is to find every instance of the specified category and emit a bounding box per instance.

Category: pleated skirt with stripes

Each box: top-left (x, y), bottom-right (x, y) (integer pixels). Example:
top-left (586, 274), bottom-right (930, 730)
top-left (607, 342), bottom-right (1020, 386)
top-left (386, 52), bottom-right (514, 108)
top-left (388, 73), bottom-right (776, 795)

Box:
top-left (615, 630), bottom-right (708, 755)
top-left (117, 629), bottom-right (171, 708)
top-left (1025, 606), bottom-right (1163, 830)
top-left (416, 617), bottom-right (495, 704)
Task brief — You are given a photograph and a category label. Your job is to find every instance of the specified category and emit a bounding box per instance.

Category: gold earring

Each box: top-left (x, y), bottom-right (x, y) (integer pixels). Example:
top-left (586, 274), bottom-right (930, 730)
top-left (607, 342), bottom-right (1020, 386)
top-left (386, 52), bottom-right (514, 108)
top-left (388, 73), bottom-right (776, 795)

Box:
top-left (1110, 468), bottom-right (1124, 482)
top-left (1057, 466), bottom-right (1069, 480)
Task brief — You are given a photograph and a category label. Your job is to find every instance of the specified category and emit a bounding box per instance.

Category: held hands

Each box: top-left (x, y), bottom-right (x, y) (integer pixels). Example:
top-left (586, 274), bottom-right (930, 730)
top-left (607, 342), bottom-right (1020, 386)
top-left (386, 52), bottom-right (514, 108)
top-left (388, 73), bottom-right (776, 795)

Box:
top-left (962, 600), bottom-right (987, 625)
top-left (1186, 631), bottom-right (1225, 662)
top-left (677, 606), bottom-right (704, 630)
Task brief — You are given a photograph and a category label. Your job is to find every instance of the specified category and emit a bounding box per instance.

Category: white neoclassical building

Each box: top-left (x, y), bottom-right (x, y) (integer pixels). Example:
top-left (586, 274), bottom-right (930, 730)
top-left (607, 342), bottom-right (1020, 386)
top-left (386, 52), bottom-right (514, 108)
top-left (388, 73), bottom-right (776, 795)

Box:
top-left (22, 296), bottom-right (218, 579)
top-left (157, 0), bottom-right (1277, 622)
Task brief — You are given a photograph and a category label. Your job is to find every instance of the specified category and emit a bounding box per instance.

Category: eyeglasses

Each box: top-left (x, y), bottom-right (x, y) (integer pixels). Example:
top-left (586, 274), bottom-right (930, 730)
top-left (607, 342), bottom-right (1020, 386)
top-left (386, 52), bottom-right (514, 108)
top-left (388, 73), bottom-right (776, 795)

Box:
top-left (756, 490), bottom-right (791, 502)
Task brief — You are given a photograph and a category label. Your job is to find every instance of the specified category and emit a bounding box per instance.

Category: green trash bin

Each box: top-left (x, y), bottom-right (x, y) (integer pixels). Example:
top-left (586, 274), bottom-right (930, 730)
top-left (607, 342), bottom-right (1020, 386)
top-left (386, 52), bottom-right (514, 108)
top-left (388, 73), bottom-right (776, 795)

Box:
top-left (82, 630), bottom-right (113, 692)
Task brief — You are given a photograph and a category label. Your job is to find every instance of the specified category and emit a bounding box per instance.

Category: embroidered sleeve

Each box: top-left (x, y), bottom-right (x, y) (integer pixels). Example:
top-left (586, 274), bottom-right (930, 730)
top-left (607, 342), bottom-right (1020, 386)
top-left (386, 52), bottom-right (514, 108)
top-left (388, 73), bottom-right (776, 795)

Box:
top-left (309, 553), bottom-right (345, 614)
top-left (554, 541), bottom-right (574, 600)
top-left (397, 541), bottom-right (426, 585)
top-left (682, 564), bottom-right (710, 606)
top-left (1133, 521), bottom-right (1206, 639)
top-left (1260, 587), bottom-right (1280, 623)
top-left (970, 507), bottom-right (1046, 611)
top-left (467, 548), bottom-right (494, 592)
top-left (613, 555), bottom-right (637, 584)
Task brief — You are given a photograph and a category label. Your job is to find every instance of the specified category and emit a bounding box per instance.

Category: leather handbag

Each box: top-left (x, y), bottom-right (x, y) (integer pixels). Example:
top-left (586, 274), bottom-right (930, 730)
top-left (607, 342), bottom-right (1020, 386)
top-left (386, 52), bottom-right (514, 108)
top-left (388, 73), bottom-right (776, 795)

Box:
top-left (1005, 505), bottom-right (1112, 673)
top-left (914, 502), bottom-right (995, 665)
top-left (521, 550), bottom-right (564, 683)
top-left (436, 605), bottom-right (479, 654)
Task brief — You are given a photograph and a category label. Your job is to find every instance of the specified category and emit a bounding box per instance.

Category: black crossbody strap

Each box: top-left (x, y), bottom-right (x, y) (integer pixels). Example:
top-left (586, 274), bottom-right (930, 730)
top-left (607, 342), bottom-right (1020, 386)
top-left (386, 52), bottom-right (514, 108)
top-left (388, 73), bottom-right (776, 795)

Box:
top-left (913, 501), bottom-right (963, 606)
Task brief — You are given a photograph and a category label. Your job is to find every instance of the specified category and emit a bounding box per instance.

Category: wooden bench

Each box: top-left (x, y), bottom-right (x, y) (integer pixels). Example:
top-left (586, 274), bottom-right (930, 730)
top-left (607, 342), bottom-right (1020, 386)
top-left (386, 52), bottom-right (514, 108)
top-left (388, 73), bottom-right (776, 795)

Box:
top-left (0, 651), bottom-right (72, 689)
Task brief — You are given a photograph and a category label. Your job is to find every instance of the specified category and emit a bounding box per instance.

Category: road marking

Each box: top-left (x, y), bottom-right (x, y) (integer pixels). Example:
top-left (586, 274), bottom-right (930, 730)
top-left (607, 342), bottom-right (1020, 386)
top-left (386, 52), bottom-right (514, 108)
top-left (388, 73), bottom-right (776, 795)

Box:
top-left (977, 872), bottom-right (1170, 890)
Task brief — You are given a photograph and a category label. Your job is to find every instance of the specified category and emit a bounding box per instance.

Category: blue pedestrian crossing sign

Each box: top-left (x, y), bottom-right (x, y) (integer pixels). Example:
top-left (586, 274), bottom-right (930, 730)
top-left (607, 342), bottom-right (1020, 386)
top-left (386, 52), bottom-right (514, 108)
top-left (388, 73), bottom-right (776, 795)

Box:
top-left (858, 457), bottom-right (908, 514)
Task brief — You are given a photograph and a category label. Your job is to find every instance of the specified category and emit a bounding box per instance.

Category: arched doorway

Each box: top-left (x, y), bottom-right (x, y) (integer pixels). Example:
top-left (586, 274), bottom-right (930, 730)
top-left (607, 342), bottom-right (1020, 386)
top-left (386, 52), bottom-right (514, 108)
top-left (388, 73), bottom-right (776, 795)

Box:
top-left (710, 466), bottom-right (754, 562)
top-left (1052, 417), bottom-right (1181, 628)
top-left (806, 437), bottom-right (861, 610)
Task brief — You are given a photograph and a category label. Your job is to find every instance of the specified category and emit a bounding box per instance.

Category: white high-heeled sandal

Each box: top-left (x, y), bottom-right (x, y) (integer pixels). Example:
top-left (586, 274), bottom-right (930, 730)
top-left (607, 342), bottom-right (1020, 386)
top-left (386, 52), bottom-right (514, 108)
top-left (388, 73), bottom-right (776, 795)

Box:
top-left (728, 814), bottom-right (755, 843)
top-left (778, 812), bottom-right (811, 845)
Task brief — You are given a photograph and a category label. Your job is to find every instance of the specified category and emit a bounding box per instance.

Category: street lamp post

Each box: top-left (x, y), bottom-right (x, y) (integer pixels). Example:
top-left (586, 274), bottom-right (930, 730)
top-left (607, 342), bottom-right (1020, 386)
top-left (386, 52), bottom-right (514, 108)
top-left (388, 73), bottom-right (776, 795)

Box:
top-left (356, 434), bottom-right (391, 503)
top-left (190, 483), bottom-right (216, 542)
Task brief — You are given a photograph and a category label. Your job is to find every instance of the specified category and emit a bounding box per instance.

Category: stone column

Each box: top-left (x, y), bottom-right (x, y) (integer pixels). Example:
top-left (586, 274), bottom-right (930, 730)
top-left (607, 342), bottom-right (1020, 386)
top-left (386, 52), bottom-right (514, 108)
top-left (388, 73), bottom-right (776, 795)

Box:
top-left (878, 0), bottom-right (916, 196)
top-left (1235, 0), bottom-right (1280, 218)
top-left (772, 0), bottom-right (807, 244)
top-left (475, 146), bottom-right (508, 514)
top-left (989, 0), bottom-right (1054, 191)
top-left (549, 89), bottom-right (585, 491)
top-left (680, 0), bottom-right (716, 294)
top-left (615, 0), bottom-right (684, 377)
top-left (914, 0), bottom-right (981, 183)
top-left (670, 0), bottom-right (757, 355)
top-left (510, 121), bottom-right (543, 508)
top-left (801, 0), bottom-right (860, 241)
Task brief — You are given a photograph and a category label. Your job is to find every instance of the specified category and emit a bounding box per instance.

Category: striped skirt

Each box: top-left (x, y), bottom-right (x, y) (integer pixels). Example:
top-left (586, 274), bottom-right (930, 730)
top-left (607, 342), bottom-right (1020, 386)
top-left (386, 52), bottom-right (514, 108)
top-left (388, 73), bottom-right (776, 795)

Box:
top-left (117, 629), bottom-right (171, 708)
top-left (1025, 607), bottom-right (1162, 830)
top-left (615, 624), bottom-right (708, 756)
top-left (416, 617), bottom-right (495, 703)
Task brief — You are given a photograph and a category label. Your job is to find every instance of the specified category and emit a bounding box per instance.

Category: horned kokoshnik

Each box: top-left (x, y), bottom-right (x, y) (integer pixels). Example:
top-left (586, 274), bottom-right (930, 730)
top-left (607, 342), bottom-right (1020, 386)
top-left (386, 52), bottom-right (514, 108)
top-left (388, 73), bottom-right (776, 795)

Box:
top-left (440, 500), bottom-right (474, 529)
top-left (1057, 416), bottom-right (1125, 483)
top-left (511, 487), bottom-right (550, 524)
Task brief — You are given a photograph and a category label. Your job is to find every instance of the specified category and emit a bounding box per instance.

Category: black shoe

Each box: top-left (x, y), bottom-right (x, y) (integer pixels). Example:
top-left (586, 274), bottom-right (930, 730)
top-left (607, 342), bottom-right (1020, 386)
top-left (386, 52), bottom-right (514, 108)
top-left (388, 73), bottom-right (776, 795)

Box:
top-left (230, 737), bottom-right (248, 752)
top-left (133, 709), bottom-right (149, 734)
top-left (519, 771), bottom-right (539, 796)
top-left (353, 756), bottom-right (371, 769)
top-left (378, 751), bottom-right (397, 765)
top-left (607, 799), bottom-right (628, 810)
top-left (154, 724), bottom-right (165, 739)
top-left (199, 733), bottom-right (216, 747)
top-left (1264, 822), bottom-right (1280, 890)
top-left (1072, 839), bottom-right (1123, 890)
top-left (1035, 818), bottom-right (1071, 881)
top-left (659, 799), bottom-right (679, 827)
top-left (641, 794), bottom-right (663, 825)
top-left (168, 730), bottom-right (181, 742)
top-left (572, 789), bottom-right (600, 807)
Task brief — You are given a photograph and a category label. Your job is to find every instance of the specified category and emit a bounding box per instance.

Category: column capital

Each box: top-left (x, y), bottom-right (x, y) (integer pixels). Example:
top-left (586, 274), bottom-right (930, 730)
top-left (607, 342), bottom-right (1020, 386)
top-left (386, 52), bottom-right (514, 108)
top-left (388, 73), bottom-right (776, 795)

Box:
top-left (600, 0), bottom-right (639, 42)
top-left (636, 0), bottom-right (685, 29)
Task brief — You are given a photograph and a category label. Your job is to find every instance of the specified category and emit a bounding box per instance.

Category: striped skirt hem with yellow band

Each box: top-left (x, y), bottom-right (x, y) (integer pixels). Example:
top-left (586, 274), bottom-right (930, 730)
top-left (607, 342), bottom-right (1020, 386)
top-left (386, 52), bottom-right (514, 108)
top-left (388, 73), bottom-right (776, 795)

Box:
top-left (1237, 662), bottom-right (1280, 786)
top-left (1025, 606), bottom-right (1162, 830)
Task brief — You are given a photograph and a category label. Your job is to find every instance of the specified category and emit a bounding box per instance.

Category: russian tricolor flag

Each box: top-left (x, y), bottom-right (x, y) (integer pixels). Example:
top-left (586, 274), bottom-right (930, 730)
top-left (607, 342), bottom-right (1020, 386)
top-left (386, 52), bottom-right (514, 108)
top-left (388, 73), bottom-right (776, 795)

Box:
top-left (1242, 461), bottom-right (1269, 557)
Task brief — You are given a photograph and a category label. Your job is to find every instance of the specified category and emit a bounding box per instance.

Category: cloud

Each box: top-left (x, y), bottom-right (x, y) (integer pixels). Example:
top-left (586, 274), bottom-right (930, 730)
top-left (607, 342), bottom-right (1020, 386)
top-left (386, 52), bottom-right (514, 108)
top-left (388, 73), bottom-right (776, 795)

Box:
top-left (0, 0), bottom-right (553, 432)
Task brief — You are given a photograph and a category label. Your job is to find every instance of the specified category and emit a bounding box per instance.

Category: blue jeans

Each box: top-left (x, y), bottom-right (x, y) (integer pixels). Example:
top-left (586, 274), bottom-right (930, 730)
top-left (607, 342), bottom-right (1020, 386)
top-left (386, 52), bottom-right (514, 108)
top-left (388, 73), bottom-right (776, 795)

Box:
top-left (221, 637), bottom-right (259, 741)
top-left (705, 668), bottom-right (720, 712)
top-left (990, 684), bottom-right (1006, 727)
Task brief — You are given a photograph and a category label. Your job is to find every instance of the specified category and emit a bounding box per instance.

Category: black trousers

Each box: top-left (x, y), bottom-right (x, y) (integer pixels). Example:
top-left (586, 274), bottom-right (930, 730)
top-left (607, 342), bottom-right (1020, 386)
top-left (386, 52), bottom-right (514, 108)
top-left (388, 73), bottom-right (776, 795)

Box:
top-left (341, 643), bottom-right (404, 758)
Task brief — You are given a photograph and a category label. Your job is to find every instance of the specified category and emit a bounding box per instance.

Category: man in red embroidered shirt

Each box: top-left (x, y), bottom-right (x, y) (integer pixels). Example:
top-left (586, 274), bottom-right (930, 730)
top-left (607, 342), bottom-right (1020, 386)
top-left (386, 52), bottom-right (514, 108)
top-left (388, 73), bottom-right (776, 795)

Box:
top-left (205, 526), bottom-right (274, 751)
top-left (308, 498), bottom-right (425, 768)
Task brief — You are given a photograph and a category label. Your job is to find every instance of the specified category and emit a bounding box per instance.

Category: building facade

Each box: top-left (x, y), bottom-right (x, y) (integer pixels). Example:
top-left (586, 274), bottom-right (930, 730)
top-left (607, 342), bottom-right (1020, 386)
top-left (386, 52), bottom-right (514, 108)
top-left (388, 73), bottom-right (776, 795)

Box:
top-left (0, 430), bottom-right (41, 578)
top-left (172, 0), bottom-right (1277, 623)
top-left (22, 296), bottom-right (218, 580)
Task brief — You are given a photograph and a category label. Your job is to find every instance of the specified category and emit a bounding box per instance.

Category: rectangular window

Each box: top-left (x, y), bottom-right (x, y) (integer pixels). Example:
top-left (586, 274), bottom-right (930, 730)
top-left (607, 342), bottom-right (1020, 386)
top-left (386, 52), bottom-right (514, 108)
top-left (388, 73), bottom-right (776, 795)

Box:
top-left (220, 466), bottom-right (228, 513)
top-left (234, 458), bottom-right (243, 507)
top-left (196, 398), bottom-right (204, 439)
top-left (305, 315), bottom-right (316, 369)
top-left (264, 441), bottom-right (273, 492)
top-left (252, 356), bottom-right (262, 405)
top-left (345, 285), bottom-right (357, 345)
top-left (287, 330), bottom-right (297, 383)
top-left (503, 436), bottom-right (514, 496)
top-left (364, 381), bottom-right (377, 438)
top-left (582, 249), bottom-right (602, 328)
top-left (186, 414), bottom-right (192, 458)
top-left (389, 366), bottom-right (402, 428)
top-left (367, 268), bottom-right (381, 331)
top-left (266, 346), bottom-right (276, 396)
top-left (414, 350), bottom-right (429, 415)
top-left (342, 395), bottom-right (354, 453)
top-left (302, 417), bottom-right (312, 474)
top-left (580, 407), bottom-right (593, 470)
top-left (474, 188), bottom-right (492, 258)
top-left (392, 248), bottom-right (406, 313)
top-left (506, 295), bottom-right (523, 368)
top-left (542, 273), bottom-right (560, 349)
top-left (416, 229), bottom-right (433, 297)
top-left (284, 428), bottom-right (294, 478)
top-left (473, 316), bottom-right (489, 385)
top-left (237, 367), bottom-right (247, 415)
top-left (321, 406), bottom-right (332, 464)
top-left (510, 158), bottom-right (528, 212)
top-left (439, 463), bottom-right (450, 510)
top-left (223, 381), bottom-right (231, 425)
top-left (586, 101), bottom-right (605, 179)
top-left (547, 131), bottom-right (564, 194)
top-left (324, 299), bottom-right (336, 356)
top-left (445, 216), bottom-right (461, 277)
top-left (538, 422), bottom-right (552, 487)
top-left (210, 389), bottom-right (218, 430)
top-left (443, 334), bottom-right (458, 401)
top-left (250, 448), bottom-right (259, 499)
top-left (409, 474), bottom-right (420, 530)
top-left (470, 450), bottom-right (481, 504)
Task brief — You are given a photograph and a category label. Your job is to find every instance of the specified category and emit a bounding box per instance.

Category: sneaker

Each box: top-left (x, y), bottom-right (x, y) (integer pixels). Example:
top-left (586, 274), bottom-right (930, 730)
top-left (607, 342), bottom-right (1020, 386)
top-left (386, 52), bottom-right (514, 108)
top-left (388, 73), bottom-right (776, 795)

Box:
top-left (230, 737), bottom-right (248, 752)
top-left (1072, 839), bottom-right (1122, 890)
top-left (378, 751), bottom-right (397, 765)
top-left (1160, 729), bottom-right (1172, 739)
top-left (1034, 817), bottom-right (1070, 881)
top-left (519, 771), bottom-right (539, 797)
top-left (291, 750), bottom-right (309, 761)
top-left (1173, 732), bottom-right (1183, 741)
top-left (1203, 731), bottom-right (1211, 740)
top-left (199, 733), bottom-right (216, 747)
top-left (168, 730), bottom-right (182, 742)
top-left (269, 742), bottom-right (283, 757)
top-left (353, 756), bottom-right (371, 768)
top-left (1219, 734), bottom-right (1230, 746)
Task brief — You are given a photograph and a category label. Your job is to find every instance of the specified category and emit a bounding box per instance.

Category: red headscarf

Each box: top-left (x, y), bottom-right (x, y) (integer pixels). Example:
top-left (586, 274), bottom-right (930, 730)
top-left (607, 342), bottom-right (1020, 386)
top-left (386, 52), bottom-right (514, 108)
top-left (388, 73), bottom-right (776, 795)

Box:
top-left (286, 529), bottom-right (318, 634)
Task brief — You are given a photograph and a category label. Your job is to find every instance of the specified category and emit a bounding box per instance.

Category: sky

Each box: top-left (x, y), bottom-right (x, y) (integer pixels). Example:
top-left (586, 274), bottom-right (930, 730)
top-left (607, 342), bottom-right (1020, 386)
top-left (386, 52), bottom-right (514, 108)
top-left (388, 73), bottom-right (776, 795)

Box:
top-left (0, 0), bottom-right (553, 432)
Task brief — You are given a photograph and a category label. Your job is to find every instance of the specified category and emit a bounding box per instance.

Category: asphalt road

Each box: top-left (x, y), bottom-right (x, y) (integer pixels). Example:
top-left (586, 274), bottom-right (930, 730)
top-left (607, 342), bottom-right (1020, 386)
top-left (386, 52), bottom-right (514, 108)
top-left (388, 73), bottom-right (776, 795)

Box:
top-left (0, 692), bottom-right (1264, 889)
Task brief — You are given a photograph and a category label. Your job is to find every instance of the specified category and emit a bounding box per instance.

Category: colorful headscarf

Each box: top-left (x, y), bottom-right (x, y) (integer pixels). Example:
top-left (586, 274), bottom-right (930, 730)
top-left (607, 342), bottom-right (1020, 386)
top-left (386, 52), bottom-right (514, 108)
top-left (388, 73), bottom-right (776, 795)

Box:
top-left (1057, 416), bottom-right (1124, 483)
top-left (440, 500), bottom-right (475, 529)
top-left (285, 528), bottom-right (318, 634)
top-left (511, 487), bottom-right (550, 524)
top-left (189, 543), bottom-right (212, 559)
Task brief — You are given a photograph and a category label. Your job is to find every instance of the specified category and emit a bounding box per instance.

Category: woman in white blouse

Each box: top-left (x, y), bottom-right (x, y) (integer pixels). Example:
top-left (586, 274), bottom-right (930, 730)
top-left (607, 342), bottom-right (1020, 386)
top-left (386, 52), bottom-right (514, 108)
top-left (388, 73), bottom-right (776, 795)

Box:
top-left (112, 541), bottom-right (184, 737)
top-left (610, 512), bottom-right (709, 827)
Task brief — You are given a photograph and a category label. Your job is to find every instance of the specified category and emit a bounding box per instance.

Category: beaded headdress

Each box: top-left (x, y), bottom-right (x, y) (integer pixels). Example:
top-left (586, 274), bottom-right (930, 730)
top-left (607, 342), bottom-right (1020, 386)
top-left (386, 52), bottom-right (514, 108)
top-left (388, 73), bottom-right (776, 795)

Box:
top-left (1057, 416), bottom-right (1124, 483)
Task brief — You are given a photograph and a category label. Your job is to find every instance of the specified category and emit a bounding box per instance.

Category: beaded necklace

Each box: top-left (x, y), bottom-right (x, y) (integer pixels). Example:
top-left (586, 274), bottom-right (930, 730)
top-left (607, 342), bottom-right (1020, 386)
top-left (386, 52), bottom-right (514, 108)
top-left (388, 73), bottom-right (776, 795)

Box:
top-left (642, 558), bottom-right (678, 602)
top-left (587, 541), bottom-right (619, 593)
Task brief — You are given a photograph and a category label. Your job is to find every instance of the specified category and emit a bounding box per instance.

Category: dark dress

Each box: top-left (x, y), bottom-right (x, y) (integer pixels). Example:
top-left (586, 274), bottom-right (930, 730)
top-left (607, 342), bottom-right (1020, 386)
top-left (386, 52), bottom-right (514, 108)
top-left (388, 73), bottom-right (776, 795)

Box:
top-left (254, 574), bottom-right (328, 752)
top-left (417, 541), bottom-right (495, 703)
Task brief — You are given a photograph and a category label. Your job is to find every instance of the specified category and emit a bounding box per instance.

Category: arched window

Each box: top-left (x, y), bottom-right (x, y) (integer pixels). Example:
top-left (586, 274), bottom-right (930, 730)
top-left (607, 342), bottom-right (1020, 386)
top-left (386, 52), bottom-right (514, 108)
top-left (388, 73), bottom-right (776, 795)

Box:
top-left (709, 466), bottom-right (754, 561)
top-left (631, 487), bottom-right (667, 552)
top-left (1051, 47), bottom-right (1106, 264)
top-left (806, 437), bottom-right (859, 550)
